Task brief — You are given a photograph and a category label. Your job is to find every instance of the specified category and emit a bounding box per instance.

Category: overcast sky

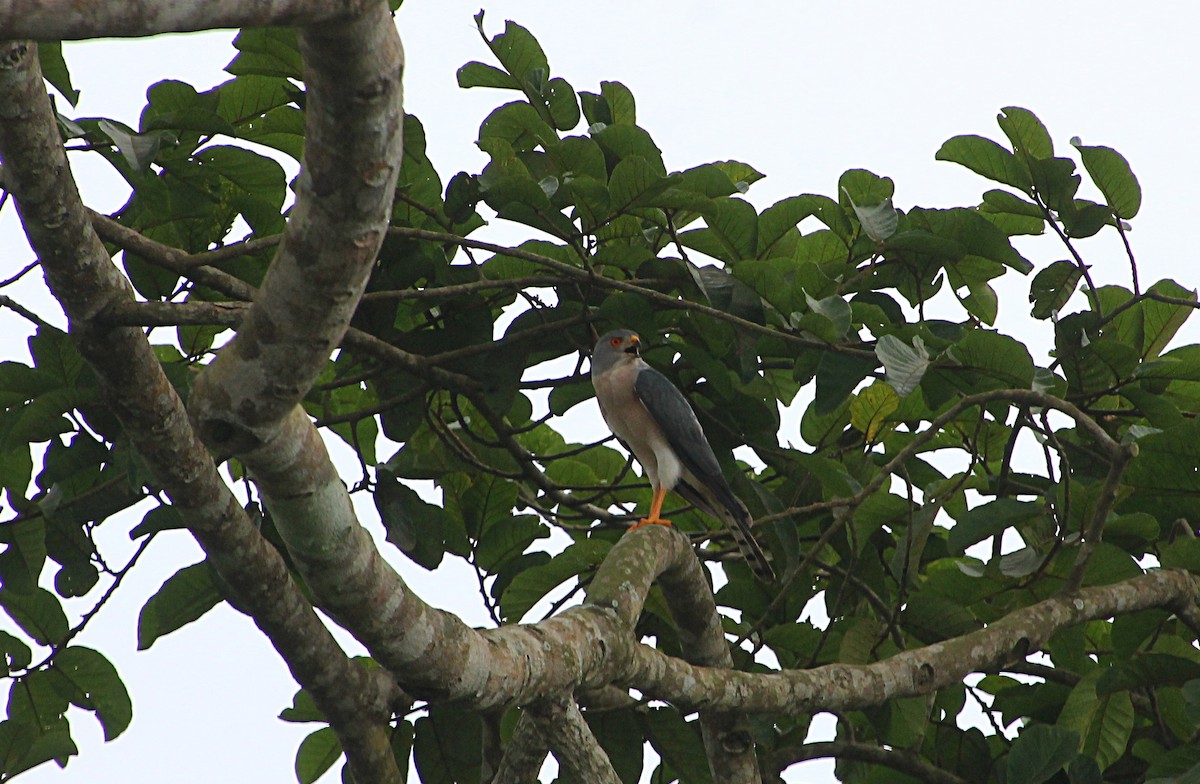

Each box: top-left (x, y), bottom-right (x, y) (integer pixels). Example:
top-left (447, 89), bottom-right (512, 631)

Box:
top-left (6, 2), bottom-right (1200, 782)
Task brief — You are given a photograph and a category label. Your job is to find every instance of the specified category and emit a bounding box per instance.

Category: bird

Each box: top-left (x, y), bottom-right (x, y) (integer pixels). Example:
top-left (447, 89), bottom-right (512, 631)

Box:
top-left (590, 329), bottom-right (775, 582)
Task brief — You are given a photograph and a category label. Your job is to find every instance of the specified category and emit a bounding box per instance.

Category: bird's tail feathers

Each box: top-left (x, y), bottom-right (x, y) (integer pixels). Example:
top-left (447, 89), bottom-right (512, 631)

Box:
top-left (720, 502), bottom-right (775, 583)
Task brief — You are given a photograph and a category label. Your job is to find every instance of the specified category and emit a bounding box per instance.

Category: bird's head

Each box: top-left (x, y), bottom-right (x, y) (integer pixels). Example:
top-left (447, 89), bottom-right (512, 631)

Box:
top-left (592, 329), bottom-right (641, 374)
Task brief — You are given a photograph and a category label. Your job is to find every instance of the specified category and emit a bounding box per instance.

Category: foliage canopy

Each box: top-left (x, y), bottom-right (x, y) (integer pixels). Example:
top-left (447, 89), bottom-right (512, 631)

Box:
top-left (2, 10), bottom-right (1199, 784)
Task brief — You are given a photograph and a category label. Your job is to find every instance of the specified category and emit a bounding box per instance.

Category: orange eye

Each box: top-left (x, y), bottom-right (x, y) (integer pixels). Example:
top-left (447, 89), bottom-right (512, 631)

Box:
top-left (610, 337), bottom-right (622, 347)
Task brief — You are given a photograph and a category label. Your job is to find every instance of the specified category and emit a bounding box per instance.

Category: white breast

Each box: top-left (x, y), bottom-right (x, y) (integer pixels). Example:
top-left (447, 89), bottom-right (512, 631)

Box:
top-left (593, 360), bottom-right (680, 491)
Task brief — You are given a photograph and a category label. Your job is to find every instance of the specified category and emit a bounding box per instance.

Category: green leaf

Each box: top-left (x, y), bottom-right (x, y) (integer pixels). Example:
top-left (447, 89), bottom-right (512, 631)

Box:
top-left (375, 466), bottom-right (449, 570)
top-left (948, 329), bottom-right (1036, 390)
top-left (600, 80), bottom-right (636, 125)
top-left (1030, 260), bottom-right (1084, 319)
top-left (1058, 669), bottom-right (1135, 771)
top-left (475, 515), bottom-right (547, 572)
top-left (479, 101), bottom-right (558, 152)
top-left (1096, 653), bottom-right (1200, 696)
top-left (608, 155), bottom-right (674, 212)
top-left (129, 504), bottom-right (185, 539)
top-left (0, 715), bottom-right (78, 777)
top-left (0, 517), bottom-right (46, 591)
top-left (137, 561), bottom-right (223, 650)
top-left (947, 499), bottom-right (1043, 555)
top-left (456, 61), bottom-right (519, 90)
top-left (0, 587), bottom-right (68, 647)
top-left (53, 562), bottom-right (99, 598)
top-left (845, 193), bottom-right (898, 242)
top-left (849, 382), bottom-right (899, 441)
top-left (641, 707), bottom-right (713, 784)
top-left (936, 134), bottom-right (1032, 192)
top-left (1072, 140), bottom-right (1141, 220)
top-left (0, 630), bottom-right (32, 675)
top-left (1030, 156), bottom-right (1082, 215)
top-left (548, 377), bottom-right (595, 416)
top-left (478, 18), bottom-right (548, 88)
top-left (544, 77), bottom-right (580, 130)
top-left (591, 123), bottom-right (665, 176)
top-left (1141, 279), bottom-right (1196, 360)
top-left (703, 197), bottom-right (759, 261)
top-left (280, 688), bottom-right (327, 724)
top-left (412, 706), bottom-right (482, 784)
top-left (295, 726), bottom-right (341, 784)
top-left (1007, 725), bottom-right (1081, 784)
top-left (197, 145), bottom-right (287, 235)
top-left (838, 168), bottom-right (894, 208)
top-left (500, 539), bottom-right (610, 622)
top-left (911, 207), bottom-right (1034, 274)
top-left (585, 709), bottom-right (645, 784)
top-left (97, 119), bottom-right (167, 172)
top-left (53, 647), bottom-right (132, 741)
top-left (141, 79), bottom-right (235, 138)
top-left (226, 28), bottom-right (302, 79)
top-left (876, 335), bottom-right (930, 397)
top-left (901, 592), bottom-right (979, 643)
top-left (997, 107), bottom-right (1054, 160)
top-left (38, 42), bottom-right (80, 106)
top-left (802, 291), bottom-right (853, 343)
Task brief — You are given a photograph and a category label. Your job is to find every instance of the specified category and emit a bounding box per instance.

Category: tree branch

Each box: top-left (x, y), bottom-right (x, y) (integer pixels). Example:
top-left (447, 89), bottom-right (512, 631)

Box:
top-left (188, 6), bottom-right (406, 450)
top-left (89, 212), bottom-right (483, 391)
top-left (523, 697), bottom-right (620, 784)
top-left (0, 37), bottom-right (401, 784)
top-left (623, 569), bottom-right (1200, 714)
top-left (0, 0), bottom-right (375, 39)
top-left (491, 708), bottom-right (550, 784)
top-left (658, 535), bottom-right (762, 783)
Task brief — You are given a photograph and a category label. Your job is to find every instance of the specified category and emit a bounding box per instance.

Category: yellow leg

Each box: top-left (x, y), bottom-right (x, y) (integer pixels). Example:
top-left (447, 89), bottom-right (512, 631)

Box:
top-left (629, 486), bottom-right (673, 530)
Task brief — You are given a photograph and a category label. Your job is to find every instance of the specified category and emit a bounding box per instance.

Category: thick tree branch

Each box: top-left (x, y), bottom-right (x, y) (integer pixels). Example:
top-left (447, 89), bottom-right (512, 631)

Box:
top-left (659, 538), bottom-right (762, 783)
top-left (189, 6), bottom-right (406, 450)
top-left (523, 697), bottom-right (620, 784)
top-left (0, 0), bottom-right (374, 39)
top-left (623, 568), bottom-right (1200, 713)
top-left (491, 709), bottom-right (550, 784)
top-left (0, 37), bottom-right (401, 784)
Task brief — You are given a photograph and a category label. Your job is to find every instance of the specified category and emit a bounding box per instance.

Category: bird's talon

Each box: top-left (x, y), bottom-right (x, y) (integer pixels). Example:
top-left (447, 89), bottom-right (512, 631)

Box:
top-left (629, 517), bottom-right (673, 531)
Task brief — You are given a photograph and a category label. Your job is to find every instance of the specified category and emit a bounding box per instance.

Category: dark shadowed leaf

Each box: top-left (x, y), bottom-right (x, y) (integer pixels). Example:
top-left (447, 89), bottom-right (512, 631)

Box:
top-left (936, 134), bottom-right (1031, 192)
top-left (1006, 725), bottom-right (1081, 784)
top-left (1072, 140), bottom-right (1141, 219)
top-left (137, 561), bottom-right (223, 650)
top-left (54, 646), bottom-right (132, 741)
top-left (295, 726), bottom-right (341, 784)
top-left (0, 587), bottom-right (68, 647)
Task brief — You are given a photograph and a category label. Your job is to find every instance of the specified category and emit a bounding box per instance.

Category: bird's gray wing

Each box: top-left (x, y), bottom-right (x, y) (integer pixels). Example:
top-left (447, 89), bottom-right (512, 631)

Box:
top-left (632, 366), bottom-right (741, 513)
top-left (634, 365), bottom-right (775, 582)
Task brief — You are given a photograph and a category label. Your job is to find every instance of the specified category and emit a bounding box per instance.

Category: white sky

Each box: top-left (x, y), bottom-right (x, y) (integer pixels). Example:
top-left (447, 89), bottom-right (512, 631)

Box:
top-left (4, 2), bottom-right (1200, 782)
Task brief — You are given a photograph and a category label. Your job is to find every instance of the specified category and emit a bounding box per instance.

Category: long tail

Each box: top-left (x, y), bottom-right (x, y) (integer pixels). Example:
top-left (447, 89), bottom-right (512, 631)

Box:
top-left (725, 509), bottom-right (775, 583)
top-left (676, 479), bottom-right (776, 582)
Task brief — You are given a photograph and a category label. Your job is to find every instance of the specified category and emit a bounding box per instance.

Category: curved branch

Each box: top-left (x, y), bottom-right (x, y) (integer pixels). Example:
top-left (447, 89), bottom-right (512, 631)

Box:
top-left (491, 709), bottom-right (550, 784)
top-left (189, 6), bottom-right (406, 449)
top-left (658, 544), bottom-right (762, 783)
top-left (623, 569), bottom-right (1199, 714)
top-left (0, 37), bottom-right (400, 784)
top-left (526, 697), bottom-right (621, 784)
top-left (0, 0), bottom-right (373, 39)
